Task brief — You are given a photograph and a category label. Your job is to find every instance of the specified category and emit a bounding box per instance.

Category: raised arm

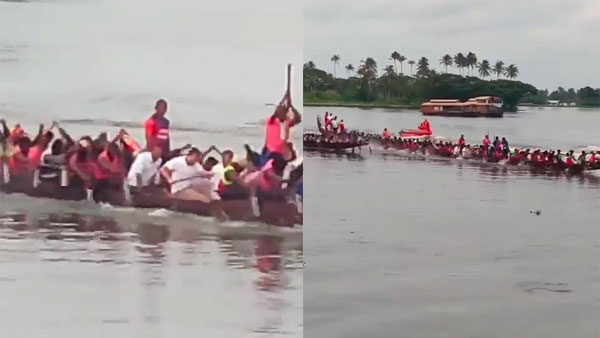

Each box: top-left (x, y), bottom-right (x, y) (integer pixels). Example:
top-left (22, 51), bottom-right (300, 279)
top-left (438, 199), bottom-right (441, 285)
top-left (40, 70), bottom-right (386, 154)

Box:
top-left (31, 124), bottom-right (44, 146)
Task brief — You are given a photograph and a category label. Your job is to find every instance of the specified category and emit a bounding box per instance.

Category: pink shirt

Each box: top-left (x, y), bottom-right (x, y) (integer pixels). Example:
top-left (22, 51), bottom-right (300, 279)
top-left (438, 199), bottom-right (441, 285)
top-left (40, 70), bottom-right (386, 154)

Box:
top-left (264, 117), bottom-right (285, 154)
top-left (27, 145), bottom-right (43, 170)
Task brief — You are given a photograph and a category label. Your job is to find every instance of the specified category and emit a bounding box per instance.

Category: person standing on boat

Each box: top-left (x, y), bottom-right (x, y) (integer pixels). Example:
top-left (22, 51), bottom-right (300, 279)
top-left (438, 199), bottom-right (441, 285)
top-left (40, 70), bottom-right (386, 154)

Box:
top-left (330, 116), bottom-right (339, 134)
top-left (457, 134), bottom-right (465, 148)
top-left (339, 119), bottom-right (345, 134)
top-left (482, 134), bottom-right (490, 151)
top-left (144, 99), bottom-right (170, 162)
top-left (382, 128), bottom-right (390, 139)
top-left (263, 104), bottom-right (301, 164)
top-left (324, 112), bottom-right (330, 131)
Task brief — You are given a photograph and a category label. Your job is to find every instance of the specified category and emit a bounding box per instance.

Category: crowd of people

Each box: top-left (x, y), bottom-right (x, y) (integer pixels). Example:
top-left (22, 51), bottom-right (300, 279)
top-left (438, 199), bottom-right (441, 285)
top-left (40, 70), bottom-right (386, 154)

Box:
top-left (378, 132), bottom-right (599, 168)
top-left (0, 99), bottom-right (303, 215)
top-left (323, 112), bottom-right (345, 134)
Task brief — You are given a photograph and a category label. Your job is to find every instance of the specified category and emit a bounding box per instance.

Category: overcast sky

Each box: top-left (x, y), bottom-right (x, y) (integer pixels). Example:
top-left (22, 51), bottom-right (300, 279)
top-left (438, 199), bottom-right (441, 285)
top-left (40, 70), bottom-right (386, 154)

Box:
top-left (305, 0), bottom-right (600, 90)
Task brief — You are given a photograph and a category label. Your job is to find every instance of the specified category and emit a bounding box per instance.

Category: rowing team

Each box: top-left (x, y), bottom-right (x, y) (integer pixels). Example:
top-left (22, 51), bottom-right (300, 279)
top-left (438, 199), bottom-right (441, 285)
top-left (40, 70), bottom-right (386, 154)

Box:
top-left (381, 137), bottom-right (600, 168)
top-left (0, 100), bottom-right (303, 214)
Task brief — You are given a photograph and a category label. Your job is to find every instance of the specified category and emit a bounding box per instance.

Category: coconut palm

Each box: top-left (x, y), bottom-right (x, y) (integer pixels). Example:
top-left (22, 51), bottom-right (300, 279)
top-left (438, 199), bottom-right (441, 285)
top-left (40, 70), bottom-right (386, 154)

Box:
top-left (466, 52), bottom-right (477, 76)
top-left (384, 65), bottom-right (395, 76)
top-left (357, 57), bottom-right (378, 101)
top-left (303, 61), bottom-right (316, 71)
top-left (505, 64), bottom-right (519, 80)
top-left (477, 60), bottom-right (491, 78)
top-left (345, 63), bottom-right (355, 77)
top-left (492, 61), bottom-right (505, 80)
top-left (390, 51), bottom-right (400, 73)
top-left (397, 54), bottom-right (407, 74)
top-left (454, 53), bottom-right (466, 75)
top-left (439, 54), bottom-right (453, 73)
top-left (331, 55), bottom-right (341, 78)
top-left (408, 60), bottom-right (415, 77)
top-left (416, 57), bottom-right (430, 77)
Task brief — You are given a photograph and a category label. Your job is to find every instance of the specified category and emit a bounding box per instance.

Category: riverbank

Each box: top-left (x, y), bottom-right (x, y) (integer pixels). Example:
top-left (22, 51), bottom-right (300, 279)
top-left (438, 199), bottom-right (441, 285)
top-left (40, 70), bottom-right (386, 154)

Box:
top-left (304, 101), bottom-right (419, 109)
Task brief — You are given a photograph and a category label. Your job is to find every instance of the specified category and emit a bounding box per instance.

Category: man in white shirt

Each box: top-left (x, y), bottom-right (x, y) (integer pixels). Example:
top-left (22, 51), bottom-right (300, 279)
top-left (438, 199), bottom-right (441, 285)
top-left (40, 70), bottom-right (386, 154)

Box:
top-left (127, 146), bottom-right (163, 189)
top-left (160, 148), bottom-right (214, 203)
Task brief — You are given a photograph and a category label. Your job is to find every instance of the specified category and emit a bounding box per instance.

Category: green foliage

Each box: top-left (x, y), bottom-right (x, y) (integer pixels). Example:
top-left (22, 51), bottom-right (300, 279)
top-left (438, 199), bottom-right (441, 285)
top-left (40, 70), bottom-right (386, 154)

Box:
top-left (304, 63), bottom-right (539, 110)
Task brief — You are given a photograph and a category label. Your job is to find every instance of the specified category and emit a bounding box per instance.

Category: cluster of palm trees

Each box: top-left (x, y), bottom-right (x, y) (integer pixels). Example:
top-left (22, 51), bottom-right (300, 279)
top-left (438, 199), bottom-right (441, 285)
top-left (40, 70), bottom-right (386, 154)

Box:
top-left (438, 53), bottom-right (518, 80)
top-left (329, 52), bottom-right (519, 80)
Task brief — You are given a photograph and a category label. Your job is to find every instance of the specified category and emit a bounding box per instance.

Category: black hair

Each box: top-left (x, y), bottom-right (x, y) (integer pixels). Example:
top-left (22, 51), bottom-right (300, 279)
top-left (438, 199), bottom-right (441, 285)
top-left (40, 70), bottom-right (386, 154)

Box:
top-left (205, 157), bottom-right (219, 166)
top-left (51, 139), bottom-right (64, 155)
top-left (188, 147), bottom-right (202, 157)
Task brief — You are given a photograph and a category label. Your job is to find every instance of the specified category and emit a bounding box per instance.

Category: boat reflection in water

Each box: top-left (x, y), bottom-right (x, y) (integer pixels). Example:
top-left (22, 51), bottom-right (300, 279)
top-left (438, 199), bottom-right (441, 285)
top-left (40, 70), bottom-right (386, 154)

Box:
top-left (0, 210), bottom-right (303, 336)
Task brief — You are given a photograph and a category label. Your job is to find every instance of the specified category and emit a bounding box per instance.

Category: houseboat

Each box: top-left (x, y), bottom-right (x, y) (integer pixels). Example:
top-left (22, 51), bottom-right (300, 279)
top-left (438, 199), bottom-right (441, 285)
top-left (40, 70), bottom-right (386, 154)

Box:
top-left (420, 96), bottom-right (504, 117)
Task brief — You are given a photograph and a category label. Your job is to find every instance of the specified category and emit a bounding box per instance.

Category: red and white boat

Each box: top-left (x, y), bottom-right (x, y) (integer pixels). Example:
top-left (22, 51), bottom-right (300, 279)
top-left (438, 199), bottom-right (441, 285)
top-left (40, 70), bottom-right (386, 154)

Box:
top-left (399, 122), bottom-right (432, 139)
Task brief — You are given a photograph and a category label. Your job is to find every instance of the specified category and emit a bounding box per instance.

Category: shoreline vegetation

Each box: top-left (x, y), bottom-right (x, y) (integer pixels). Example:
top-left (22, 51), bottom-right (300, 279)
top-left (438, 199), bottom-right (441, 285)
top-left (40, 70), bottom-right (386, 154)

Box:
top-left (304, 52), bottom-right (600, 111)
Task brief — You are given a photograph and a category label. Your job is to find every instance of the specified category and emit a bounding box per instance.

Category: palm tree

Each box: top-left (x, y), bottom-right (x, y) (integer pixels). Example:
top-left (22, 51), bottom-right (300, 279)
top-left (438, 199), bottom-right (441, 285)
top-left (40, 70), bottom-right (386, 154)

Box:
top-left (398, 54), bottom-right (407, 74)
top-left (345, 63), bottom-right (355, 77)
top-left (331, 55), bottom-right (341, 78)
top-left (466, 52), bottom-right (477, 76)
top-left (384, 65), bottom-right (395, 76)
top-left (357, 57), bottom-right (378, 101)
top-left (416, 57), bottom-right (430, 77)
top-left (390, 51), bottom-right (400, 73)
top-left (408, 60), bottom-right (415, 77)
top-left (477, 60), bottom-right (491, 78)
top-left (454, 53), bottom-right (466, 75)
top-left (439, 54), bottom-right (453, 73)
top-left (303, 61), bottom-right (316, 71)
top-left (505, 64), bottom-right (519, 80)
top-left (492, 61), bottom-right (505, 80)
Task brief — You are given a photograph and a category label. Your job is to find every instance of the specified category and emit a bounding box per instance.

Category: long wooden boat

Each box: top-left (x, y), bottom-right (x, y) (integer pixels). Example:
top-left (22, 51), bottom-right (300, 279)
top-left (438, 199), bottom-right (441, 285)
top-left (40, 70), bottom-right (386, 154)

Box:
top-left (0, 170), bottom-right (302, 227)
top-left (421, 96), bottom-right (504, 117)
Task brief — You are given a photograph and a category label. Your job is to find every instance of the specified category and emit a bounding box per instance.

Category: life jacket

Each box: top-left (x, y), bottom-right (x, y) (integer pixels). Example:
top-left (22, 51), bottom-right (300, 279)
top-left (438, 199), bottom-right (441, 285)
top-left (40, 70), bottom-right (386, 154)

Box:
top-left (382, 130), bottom-right (389, 139)
top-left (220, 165), bottom-right (234, 187)
top-left (93, 150), bottom-right (121, 180)
top-left (457, 138), bottom-right (465, 147)
top-left (144, 115), bottom-right (170, 152)
top-left (27, 145), bottom-right (44, 170)
top-left (482, 138), bottom-right (489, 147)
top-left (339, 124), bottom-right (345, 132)
top-left (565, 157), bottom-right (573, 166)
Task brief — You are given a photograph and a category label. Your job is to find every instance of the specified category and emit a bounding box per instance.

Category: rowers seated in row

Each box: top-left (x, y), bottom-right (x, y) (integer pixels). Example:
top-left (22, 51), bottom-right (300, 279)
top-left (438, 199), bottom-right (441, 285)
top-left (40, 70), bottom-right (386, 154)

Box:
top-left (160, 148), bottom-right (215, 203)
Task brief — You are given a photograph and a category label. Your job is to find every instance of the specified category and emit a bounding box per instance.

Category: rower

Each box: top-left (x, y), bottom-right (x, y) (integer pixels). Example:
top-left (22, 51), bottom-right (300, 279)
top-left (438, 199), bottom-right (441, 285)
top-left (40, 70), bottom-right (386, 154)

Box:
top-left (28, 124), bottom-right (55, 171)
top-left (578, 151), bottom-right (586, 165)
top-left (144, 99), bottom-right (170, 162)
top-left (382, 128), bottom-right (390, 139)
top-left (93, 143), bottom-right (125, 202)
top-left (482, 134), bottom-right (490, 150)
top-left (263, 104), bottom-right (301, 162)
top-left (127, 145), bottom-right (163, 191)
top-left (160, 147), bottom-right (214, 203)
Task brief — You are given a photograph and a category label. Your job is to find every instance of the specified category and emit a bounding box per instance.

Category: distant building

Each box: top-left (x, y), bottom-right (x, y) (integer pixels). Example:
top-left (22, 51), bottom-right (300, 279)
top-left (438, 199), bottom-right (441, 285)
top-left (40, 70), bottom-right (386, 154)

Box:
top-left (569, 102), bottom-right (577, 106)
top-left (547, 100), bottom-right (560, 106)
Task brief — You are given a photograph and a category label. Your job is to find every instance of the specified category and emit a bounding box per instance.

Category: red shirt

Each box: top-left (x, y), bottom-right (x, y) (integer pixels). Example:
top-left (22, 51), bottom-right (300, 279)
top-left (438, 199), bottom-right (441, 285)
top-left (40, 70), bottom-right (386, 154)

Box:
top-left (339, 123), bottom-right (345, 133)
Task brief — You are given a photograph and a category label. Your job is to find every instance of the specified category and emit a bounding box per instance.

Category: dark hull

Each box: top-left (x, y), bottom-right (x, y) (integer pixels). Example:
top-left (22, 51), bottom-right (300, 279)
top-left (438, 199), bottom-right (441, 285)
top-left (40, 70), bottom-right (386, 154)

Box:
top-left (0, 176), bottom-right (302, 227)
top-left (303, 139), bottom-right (368, 151)
top-left (421, 109), bottom-right (504, 118)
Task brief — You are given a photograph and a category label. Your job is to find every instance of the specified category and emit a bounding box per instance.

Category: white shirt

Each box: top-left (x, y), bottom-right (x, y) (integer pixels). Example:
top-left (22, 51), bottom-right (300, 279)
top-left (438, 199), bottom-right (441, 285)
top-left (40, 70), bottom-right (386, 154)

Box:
top-left (211, 163), bottom-right (224, 188)
top-left (127, 151), bottom-right (162, 187)
top-left (330, 120), bottom-right (339, 129)
top-left (163, 156), bottom-right (203, 194)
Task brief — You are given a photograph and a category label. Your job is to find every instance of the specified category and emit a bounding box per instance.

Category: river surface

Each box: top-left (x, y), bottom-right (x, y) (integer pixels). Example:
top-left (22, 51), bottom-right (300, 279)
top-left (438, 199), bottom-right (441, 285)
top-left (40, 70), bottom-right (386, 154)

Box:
top-left (304, 106), bottom-right (600, 338)
top-left (0, 0), bottom-right (303, 337)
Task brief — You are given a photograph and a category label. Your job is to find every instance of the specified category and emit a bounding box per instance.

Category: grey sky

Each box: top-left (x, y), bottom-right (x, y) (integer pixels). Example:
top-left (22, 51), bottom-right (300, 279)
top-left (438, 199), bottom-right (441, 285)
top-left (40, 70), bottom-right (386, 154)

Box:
top-left (305, 0), bottom-right (600, 90)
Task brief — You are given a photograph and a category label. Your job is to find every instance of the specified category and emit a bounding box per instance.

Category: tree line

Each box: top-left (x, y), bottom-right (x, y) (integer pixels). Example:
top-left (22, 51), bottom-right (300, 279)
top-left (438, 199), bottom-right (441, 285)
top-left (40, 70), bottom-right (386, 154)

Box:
top-left (305, 52), bottom-right (598, 110)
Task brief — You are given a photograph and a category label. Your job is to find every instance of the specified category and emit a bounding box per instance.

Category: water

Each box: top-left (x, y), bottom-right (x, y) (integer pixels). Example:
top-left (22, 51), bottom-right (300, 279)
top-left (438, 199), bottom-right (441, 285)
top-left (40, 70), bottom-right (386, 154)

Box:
top-left (0, 0), bottom-right (303, 337)
top-left (304, 106), bottom-right (600, 338)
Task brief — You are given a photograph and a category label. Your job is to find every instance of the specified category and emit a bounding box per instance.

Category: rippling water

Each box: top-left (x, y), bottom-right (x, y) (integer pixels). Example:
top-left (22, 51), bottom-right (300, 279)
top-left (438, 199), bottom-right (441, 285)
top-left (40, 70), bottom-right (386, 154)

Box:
top-left (0, 0), bottom-right (303, 337)
top-left (304, 106), bottom-right (600, 338)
